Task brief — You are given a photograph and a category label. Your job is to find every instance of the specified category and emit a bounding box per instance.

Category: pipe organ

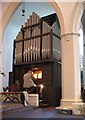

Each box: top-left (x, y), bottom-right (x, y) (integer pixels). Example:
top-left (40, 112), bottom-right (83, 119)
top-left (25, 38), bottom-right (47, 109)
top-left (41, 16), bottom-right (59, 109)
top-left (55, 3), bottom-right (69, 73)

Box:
top-left (12, 13), bottom-right (61, 107)
top-left (14, 12), bottom-right (61, 64)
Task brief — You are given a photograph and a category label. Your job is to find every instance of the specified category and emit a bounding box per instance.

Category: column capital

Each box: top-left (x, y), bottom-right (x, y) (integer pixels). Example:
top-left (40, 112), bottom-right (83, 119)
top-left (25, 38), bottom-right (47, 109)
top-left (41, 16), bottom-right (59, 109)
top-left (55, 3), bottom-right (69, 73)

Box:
top-left (61, 33), bottom-right (80, 41)
top-left (61, 33), bottom-right (80, 37)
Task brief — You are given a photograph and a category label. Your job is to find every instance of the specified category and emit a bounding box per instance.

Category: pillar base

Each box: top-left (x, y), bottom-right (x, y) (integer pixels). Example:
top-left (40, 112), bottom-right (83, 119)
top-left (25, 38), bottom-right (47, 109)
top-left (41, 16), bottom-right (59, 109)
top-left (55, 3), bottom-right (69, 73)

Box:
top-left (56, 106), bottom-right (72, 115)
top-left (56, 99), bottom-right (83, 115)
top-left (60, 99), bottom-right (83, 109)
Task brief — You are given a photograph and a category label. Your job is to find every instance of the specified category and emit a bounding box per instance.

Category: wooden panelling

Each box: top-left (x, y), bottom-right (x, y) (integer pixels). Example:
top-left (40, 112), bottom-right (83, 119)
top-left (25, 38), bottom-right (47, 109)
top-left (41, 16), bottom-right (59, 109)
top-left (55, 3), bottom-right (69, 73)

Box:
top-left (12, 61), bottom-right (61, 107)
top-left (42, 64), bottom-right (53, 85)
top-left (9, 72), bottom-right (13, 87)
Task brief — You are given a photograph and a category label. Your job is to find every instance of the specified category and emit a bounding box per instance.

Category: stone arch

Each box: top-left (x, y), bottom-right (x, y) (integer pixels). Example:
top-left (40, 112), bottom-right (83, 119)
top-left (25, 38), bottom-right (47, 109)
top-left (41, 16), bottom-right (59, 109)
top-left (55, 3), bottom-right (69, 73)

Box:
top-left (70, 1), bottom-right (83, 33)
top-left (0, 2), bottom-right (22, 42)
top-left (0, 1), bottom-right (65, 44)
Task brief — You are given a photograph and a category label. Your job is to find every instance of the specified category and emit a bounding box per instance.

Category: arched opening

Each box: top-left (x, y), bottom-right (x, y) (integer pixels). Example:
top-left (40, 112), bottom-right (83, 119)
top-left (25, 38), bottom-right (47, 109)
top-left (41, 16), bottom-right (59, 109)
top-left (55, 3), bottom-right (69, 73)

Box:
top-left (79, 21), bottom-right (83, 100)
top-left (2, 2), bottom-right (57, 88)
top-left (70, 1), bottom-right (84, 100)
top-left (1, 1), bottom-right (64, 107)
top-left (80, 3), bottom-right (85, 100)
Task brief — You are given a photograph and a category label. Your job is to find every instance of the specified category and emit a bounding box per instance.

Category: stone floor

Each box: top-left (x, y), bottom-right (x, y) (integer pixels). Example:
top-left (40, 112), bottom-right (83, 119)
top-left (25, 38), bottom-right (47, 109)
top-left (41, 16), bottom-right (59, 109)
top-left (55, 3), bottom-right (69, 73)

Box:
top-left (1, 101), bottom-right (38, 115)
top-left (2, 107), bottom-right (85, 120)
top-left (1, 101), bottom-right (85, 120)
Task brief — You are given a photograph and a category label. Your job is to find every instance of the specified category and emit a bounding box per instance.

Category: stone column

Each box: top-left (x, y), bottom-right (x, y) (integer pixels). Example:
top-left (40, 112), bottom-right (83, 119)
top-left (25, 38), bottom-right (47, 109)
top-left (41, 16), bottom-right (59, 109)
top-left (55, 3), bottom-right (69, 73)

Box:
top-left (60, 33), bottom-right (82, 108)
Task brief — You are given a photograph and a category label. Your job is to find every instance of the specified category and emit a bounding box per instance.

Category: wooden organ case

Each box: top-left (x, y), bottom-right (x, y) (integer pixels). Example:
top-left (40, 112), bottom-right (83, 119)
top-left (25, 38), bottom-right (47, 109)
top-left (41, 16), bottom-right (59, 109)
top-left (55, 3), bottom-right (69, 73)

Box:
top-left (12, 13), bottom-right (61, 107)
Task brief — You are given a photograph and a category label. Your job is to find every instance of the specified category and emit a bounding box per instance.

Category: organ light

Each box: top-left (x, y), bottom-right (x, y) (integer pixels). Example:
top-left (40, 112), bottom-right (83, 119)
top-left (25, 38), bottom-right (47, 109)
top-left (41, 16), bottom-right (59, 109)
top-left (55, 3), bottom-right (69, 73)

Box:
top-left (33, 74), bottom-right (37, 79)
top-left (32, 70), bottom-right (42, 79)
top-left (41, 84), bottom-right (43, 89)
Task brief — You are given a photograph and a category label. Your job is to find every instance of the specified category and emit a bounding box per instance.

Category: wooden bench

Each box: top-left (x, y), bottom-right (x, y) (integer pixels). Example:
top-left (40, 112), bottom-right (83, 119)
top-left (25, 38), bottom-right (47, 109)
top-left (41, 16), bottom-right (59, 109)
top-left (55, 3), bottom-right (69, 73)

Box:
top-left (0, 92), bottom-right (39, 106)
top-left (0, 92), bottom-right (22, 103)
